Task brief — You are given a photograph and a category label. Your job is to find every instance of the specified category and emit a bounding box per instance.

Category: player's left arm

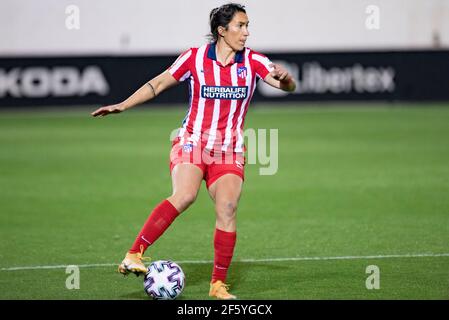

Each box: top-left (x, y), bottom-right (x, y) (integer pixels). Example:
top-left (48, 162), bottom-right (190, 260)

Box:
top-left (263, 63), bottom-right (296, 92)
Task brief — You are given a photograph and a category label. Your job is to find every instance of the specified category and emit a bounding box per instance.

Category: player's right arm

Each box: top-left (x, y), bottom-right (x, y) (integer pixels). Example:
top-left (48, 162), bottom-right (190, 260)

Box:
top-left (91, 71), bottom-right (178, 117)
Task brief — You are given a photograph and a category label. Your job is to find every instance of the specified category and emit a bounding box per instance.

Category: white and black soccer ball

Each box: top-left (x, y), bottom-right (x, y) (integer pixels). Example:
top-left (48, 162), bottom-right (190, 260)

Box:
top-left (143, 260), bottom-right (185, 300)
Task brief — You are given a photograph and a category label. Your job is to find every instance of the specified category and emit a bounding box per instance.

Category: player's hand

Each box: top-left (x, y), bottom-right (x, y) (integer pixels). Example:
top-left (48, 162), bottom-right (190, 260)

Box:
top-left (91, 103), bottom-right (125, 117)
top-left (269, 63), bottom-right (290, 81)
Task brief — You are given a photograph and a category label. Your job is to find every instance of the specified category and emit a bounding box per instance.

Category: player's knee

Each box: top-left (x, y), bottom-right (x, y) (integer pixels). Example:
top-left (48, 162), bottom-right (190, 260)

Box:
top-left (179, 192), bottom-right (197, 209)
top-left (169, 191), bottom-right (197, 212)
top-left (216, 200), bottom-right (238, 220)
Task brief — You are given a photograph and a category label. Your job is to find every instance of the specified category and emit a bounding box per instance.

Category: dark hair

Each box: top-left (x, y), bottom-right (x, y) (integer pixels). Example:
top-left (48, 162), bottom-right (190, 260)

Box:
top-left (208, 3), bottom-right (246, 42)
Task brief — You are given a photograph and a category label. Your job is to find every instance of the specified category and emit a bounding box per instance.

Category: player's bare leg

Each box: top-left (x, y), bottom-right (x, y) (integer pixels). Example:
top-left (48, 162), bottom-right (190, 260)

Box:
top-left (207, 173), bottom-right (242, 299)
top-left (167, 163), bottom-right (204, 213)
top-left (118, 163), bottom-right (203, 276)
top-left (208, 173), bottom-right (242, 232)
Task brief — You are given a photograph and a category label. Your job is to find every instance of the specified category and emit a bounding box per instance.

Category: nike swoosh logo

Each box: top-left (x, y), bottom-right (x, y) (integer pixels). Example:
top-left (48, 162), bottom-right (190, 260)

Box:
top-left (141, 236), bottom-right (151, 245)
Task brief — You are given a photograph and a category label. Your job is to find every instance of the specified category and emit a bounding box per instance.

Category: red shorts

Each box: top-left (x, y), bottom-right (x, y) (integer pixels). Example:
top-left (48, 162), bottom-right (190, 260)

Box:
top-left (169, 138), bottom-right (245, 188)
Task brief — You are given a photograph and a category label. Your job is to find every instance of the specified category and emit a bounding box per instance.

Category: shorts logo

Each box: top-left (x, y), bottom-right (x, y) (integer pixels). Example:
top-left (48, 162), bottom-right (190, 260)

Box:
top-left (201, 85), bottom-right (248, 100)
top-left (235, 160), bottom-right (243, 169)
top-left (182, 143), bottom-right (193, 153)
top-left (237, 66), bottom-right (247, 79)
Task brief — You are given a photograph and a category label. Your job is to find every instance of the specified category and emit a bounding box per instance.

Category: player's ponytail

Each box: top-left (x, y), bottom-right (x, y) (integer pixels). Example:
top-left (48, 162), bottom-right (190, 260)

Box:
top-left (208, 3), bottom-right (246, 43)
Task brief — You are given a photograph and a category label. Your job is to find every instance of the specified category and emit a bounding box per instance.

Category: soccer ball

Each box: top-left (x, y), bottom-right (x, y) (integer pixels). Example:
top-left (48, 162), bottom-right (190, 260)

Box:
top-left (143, 260), bottom-right (185, 300)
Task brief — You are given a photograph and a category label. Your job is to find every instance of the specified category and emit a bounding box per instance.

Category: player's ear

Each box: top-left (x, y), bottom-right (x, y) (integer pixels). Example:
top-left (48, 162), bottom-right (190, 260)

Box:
top-left (217, 26), bottom-right (226, 37)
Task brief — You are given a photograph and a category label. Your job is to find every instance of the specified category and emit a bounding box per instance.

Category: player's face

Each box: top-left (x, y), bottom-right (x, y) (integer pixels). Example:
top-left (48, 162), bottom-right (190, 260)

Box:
top-left (222, 12), bottom-right (250, 51)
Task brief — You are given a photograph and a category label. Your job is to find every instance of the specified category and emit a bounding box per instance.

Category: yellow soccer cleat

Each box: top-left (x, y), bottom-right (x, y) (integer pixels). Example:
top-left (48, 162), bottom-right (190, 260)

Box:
top-left (118, 245), bottom-right (149, 276)
top-left (209, 280), bottom-right (237, 300)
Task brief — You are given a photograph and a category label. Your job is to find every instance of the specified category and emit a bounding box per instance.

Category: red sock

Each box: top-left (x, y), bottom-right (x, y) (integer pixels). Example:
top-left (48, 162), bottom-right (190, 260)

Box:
top-left (129, 199), bottom-right (180, 254)
top-left (212, 228), bottom-right (237, 283)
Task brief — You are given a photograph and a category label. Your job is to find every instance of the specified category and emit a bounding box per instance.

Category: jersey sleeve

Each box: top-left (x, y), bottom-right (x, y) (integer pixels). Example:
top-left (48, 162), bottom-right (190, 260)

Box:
top-left (251, 51), bottom-right (274, 80)
top-left (167, 48), bottom-right (193, 82)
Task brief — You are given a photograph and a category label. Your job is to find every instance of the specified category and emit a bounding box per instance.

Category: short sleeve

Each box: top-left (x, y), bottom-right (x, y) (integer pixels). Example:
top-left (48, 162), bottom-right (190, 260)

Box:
top-left (167, 49), bottom-right (193, 82)
top-left (251, 51), bottom-right (274, 80)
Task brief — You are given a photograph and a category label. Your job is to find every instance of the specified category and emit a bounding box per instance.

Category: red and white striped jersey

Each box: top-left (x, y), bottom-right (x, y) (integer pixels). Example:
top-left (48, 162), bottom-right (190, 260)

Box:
top-left (167, 42), bottom-right (273, 153)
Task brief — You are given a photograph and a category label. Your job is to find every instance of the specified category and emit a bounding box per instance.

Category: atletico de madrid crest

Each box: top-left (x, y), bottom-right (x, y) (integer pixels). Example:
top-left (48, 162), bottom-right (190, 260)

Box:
top-left (237, 66), bottom-right (247, 79)
top-left (182, 143), bottom-right (193, 153)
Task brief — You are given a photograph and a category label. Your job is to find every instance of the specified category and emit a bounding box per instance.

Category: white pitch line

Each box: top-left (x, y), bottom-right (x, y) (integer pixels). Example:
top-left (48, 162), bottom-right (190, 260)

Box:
top-left (1, 253), bottom-right (449, 272)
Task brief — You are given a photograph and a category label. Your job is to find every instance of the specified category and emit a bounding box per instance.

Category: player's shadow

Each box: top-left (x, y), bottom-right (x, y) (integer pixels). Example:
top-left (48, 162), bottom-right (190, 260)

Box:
top-left (182, 262), bottom-right (294, 289)
top-left (120, 290), bottom-right (149, 300)
top-left (181, 263), bottom-right (212, 286)
top-left (227, 261), bottom-right (291, 292)
top-left (183, 261), bottom-right (292, 296)
top-left (118, 275), bottom-right (152, 300)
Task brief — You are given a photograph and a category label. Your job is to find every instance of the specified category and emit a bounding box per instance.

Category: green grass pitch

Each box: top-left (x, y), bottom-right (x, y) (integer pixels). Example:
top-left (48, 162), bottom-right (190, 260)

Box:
top-left (0, 103), bottom-right (448, 299)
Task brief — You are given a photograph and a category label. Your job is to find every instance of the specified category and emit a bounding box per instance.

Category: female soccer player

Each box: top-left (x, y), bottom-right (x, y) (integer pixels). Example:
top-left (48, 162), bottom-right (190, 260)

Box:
top-left (92, 3), bottom-right (296, 299)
